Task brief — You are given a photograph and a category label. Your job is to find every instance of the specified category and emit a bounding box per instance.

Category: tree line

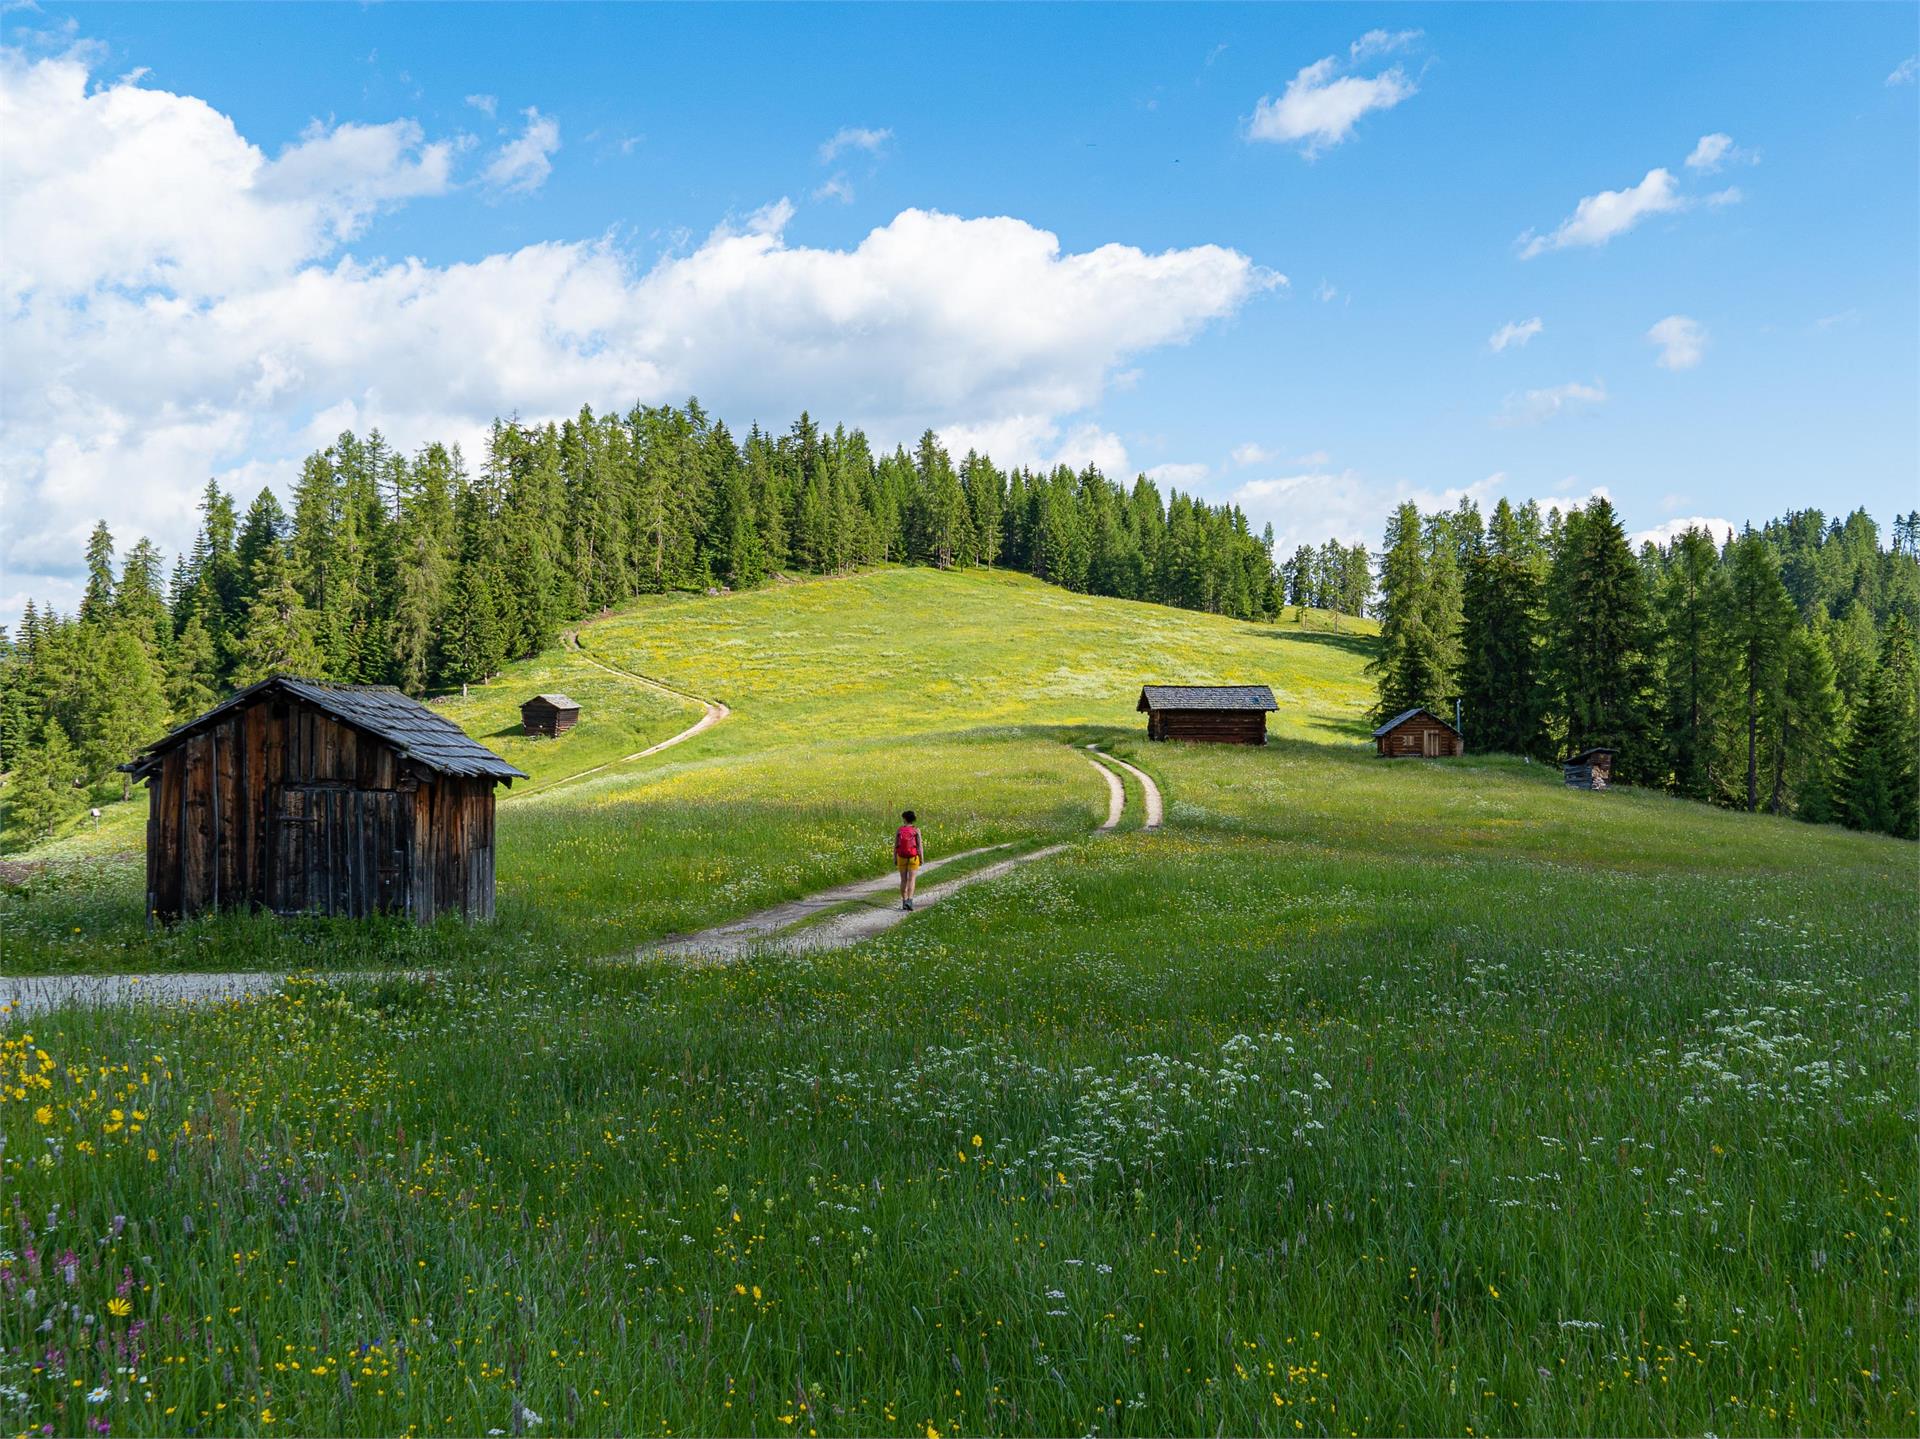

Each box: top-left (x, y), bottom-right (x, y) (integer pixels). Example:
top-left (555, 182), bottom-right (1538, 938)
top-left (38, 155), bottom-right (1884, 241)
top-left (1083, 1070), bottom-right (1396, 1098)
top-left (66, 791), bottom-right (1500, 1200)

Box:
top-left (1369, 494), bottom-right (1920, 838)
top-left (1, 400), bottom-right (1331, 837)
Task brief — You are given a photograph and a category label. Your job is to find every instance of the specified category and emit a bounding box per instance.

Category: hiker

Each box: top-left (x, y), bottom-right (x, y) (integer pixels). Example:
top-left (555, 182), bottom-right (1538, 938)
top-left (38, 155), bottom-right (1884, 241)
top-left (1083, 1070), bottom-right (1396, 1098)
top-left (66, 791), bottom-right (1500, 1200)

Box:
top-left (895, 809), bottom-right (923, 911)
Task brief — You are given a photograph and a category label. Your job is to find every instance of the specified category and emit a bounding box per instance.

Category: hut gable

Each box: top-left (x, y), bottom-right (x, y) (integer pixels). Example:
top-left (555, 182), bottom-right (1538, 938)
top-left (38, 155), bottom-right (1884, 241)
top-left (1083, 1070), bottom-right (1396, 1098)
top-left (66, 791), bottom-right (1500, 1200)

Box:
top-left (123, 677), bottom-right (525, 925)
top-left (1137, 684), bottom-right (1278, 745)
top-left (520, 692), bottom-right (582, 737)
top-left (1372, 707), bottom-right (1464, 759)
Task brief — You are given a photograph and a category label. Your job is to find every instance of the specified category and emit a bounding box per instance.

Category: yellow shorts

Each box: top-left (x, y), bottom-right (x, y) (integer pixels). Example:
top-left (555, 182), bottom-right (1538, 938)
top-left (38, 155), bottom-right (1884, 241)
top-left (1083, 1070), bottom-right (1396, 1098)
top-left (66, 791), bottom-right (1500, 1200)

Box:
top-left (897, 856), bottom-right (921, 874)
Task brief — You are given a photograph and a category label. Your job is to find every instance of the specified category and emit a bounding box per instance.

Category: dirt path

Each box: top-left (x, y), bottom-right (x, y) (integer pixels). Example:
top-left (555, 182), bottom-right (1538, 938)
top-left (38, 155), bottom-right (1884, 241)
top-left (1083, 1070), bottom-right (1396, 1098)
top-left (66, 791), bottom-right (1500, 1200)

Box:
top-left (1, 745), bottom-right (1164, 1016)
top-left (1087, 744), bottom-right (1164, 828)
top-left (507, 632), bottom-right (730, 800)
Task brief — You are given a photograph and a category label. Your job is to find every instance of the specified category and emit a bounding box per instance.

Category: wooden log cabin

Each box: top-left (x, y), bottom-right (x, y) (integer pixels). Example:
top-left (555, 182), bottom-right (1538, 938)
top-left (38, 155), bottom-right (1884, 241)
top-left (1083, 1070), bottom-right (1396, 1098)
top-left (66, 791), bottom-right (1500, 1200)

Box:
top-left (1372, 706), bottom-right (1465, 758)
top-left (1563, 747), bottom-right (1617, 790)
top-left (520, 692), bottom-right (582, 737)
top-left (1137, 685), bottom-right (1279, 745)
top-left (121, 677), bottom-right (527, 924)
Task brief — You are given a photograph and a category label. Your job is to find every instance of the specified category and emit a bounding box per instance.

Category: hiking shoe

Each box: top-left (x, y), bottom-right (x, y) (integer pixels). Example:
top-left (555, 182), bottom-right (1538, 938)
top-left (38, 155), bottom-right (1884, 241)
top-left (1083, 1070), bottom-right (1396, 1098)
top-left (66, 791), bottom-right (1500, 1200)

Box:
top-left (905, 899), bottom-right (914, 911)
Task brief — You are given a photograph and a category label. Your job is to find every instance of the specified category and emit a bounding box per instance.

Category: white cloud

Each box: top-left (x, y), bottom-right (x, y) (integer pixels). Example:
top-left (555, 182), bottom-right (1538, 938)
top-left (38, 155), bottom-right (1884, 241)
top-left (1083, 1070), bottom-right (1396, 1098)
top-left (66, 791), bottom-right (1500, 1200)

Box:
top-left (1704, 185), bottom-right (1742, 207)
top-left (1519, 168), bottom-right (1684, 257)
top-left (1888, 55), bottom-right (1918, 86)
top-left (1230, 442), bottom-right (1274, 467)
top-left (1497, 381), bottom-right (1606, 425)
top-left (1647, 314), bottom-right (1706, 370)
top-left (1, 46), bottom-right (1274, 614)
top-left (1684, 133), bottom-right (1733, 171)
top-left (1313, 278), bottom-right (1338, 303)
top-left (0, 49), bottom-right (453, 301)
top-left (1488, 316), bottom-right (1543, 352)
top-left (1349, 29), bottom-right (1421, 60)
top-left (1230, 469), bottom-right (1504, 556)
top-left (1247, 44), bottom-right (1416, 154)
top-left (1145, 462), bottom-right (1211, 486)
top-left (482, 106), bottom-right (559, 194)
top-left (464, 92), bottom-right (497, 118)
top-left (813, 173), bottom-right (855, 204)
top-left (818, 125), bottom-right (891, 163)
top-left (1632, 516), bottom-right (1734, 549)
top-left (1532, 484), bottom-right (1612, 517)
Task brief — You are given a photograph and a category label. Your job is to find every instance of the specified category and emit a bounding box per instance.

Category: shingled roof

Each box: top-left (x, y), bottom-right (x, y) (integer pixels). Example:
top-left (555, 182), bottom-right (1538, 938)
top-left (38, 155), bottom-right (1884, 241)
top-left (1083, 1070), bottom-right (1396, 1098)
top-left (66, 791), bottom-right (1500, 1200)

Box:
top-left (123, 677), bottom-right (527, 784)
top-left (1371, 706), bottom-right (1462, 738)
top-left (525, 693), bottom-right (580, 710)
top-left (1137, 684), bottom-right (1278, 713)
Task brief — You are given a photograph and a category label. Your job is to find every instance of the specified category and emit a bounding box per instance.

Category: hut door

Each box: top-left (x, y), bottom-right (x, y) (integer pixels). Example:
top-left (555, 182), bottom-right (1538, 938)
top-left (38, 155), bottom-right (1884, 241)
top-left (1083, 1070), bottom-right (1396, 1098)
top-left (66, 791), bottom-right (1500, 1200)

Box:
top-left (1422, 729), bottom-right (1441, 758)
top-left (270, 785), bottom-right (408, 916)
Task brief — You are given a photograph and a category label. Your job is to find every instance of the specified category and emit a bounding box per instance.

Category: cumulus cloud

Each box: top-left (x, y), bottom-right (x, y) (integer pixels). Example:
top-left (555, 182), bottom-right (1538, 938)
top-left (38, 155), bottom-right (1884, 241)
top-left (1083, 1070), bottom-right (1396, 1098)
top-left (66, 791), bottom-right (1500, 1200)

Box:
top-left (1488, 316), bottom-right (1543, 352)
top-left (1647, 314), bottom-right (1706, 370)
top-left (1496, 381), bottom-right (1606, 426)
top-left (818, 125), bottom-right (891, 163)
top-left (813, 173), bottom-right (855, 204)
top-left (1247, 39), bottom-right (1417, 154)
top-left (464, 92), bottom-right (497, 118)
top-left (1519, 168), bottom-right (1684, 258)
top-left (1230, 469), bottom-right (1505, 556)
top-left (1230, 442), bottom-right (1274, 467)
top-left (482, 106), bottom-right (560, 194)
top-left (1685, 132), bottom-right (1731, 171)
top-left (1521, 136), bottom-right (1755, 258)
top-left (1145, 462), bottom-right (1211, 487)
top-left (1632, 515), bottom-right (1734, 550)
top-left (0, 46), bottom-right (1273, 614)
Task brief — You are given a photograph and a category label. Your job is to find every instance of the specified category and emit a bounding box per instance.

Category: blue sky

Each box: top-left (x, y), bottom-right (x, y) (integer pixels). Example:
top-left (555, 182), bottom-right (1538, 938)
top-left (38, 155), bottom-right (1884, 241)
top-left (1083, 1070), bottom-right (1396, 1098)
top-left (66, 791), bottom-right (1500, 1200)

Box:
top-left (3, 3), bottom-right (1915, 618)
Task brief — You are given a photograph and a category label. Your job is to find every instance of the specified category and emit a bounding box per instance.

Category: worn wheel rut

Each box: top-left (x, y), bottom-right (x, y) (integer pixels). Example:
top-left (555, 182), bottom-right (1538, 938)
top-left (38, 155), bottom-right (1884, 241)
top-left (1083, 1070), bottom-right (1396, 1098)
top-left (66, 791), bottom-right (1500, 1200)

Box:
top-left (507, 632), bottom-right (730, 800)
top-left (0, 744), bottom-right (1165, 1015)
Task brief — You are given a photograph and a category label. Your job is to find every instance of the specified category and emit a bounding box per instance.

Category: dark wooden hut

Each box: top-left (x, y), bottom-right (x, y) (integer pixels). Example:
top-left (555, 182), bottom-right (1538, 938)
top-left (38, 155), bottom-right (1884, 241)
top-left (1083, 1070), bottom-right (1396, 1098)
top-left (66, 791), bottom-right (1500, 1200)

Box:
top-left (122, 677), bottom-right (526, 924)
top-left (1372, 707), bottom-right (1465, 758)
top-left (520, 693), bottom-right (582, 738)
top-left (1563, 747), bottom-right (1617, 790)
top-left (1137, 685), bottom-right (1278, 745)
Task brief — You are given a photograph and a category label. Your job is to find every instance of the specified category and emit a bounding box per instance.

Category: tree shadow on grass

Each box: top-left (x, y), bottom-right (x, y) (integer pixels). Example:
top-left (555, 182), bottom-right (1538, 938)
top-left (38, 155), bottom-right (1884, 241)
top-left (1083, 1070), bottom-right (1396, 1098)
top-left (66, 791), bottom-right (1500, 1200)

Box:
top-left (1250, 626), bottom-right (1376, 660)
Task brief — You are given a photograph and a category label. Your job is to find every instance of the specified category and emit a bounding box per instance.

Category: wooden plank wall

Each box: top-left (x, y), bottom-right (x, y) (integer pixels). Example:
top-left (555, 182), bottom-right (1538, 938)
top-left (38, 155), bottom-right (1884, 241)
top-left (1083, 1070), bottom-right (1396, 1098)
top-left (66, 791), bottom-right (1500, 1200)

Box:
top-left (1376, 713), bottom-right (1464, 758)
top-left (1156, 711), bottom-right (1270, 745)
top-left (144, 694), bottom-right (501, 925)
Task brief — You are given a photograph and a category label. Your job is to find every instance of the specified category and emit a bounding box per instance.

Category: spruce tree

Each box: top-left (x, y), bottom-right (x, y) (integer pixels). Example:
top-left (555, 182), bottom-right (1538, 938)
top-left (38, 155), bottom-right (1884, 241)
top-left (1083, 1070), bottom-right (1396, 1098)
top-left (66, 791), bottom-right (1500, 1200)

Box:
top-left (1720, 530), bottom-right (1797, 811)
top-left (1460, 499), bottom-right (1545, 755)
top-left (1546, 498), bottom-right (1654, 771)
top-left (1369, 502), bottom-right (1448, 721)
top-left (1654, 526), bottom-right (1728, 798)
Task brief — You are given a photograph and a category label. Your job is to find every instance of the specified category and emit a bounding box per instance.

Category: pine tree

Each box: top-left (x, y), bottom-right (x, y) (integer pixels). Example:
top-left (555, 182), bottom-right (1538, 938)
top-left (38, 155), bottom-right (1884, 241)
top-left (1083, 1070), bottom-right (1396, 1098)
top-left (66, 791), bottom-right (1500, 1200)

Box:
top-left (79, 521), bottom-right (116, 624)
top-left (1654, 526), bottom-right (1728, 798)
top-left (73, 626), bottom-right (169, 798)
top-left (1771, 623), bottom-right (1841, 819)
top-left (229, 542), bottom-right (325, 686)
top-left (1460, 499), bottom-right (1545, 755)
top-left (167, 613), bottom-right (222, 719)
top-left (1546, 498), bottom-right (1654, 770)
top-left (1720, 530), bottom-right (1797, 811)
top-left (6, 720), bottom-right (82, 840)
top-left (1369, 503), bottom-right (1449, 721)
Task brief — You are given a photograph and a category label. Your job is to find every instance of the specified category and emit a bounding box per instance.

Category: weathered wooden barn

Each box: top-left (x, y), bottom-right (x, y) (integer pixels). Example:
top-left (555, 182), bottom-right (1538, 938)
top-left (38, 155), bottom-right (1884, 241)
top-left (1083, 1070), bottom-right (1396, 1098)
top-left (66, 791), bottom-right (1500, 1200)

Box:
top-left (122, 677), bottom-right (526, 924)
top-left (1137, 685), bottom-right (1279, 745)
top-left (520, 693), bottom-right (581, 737)
top-left (1372, 707), bottom-right (1465, 758)
top-left (1563, 747), bottom-right (1617, 790)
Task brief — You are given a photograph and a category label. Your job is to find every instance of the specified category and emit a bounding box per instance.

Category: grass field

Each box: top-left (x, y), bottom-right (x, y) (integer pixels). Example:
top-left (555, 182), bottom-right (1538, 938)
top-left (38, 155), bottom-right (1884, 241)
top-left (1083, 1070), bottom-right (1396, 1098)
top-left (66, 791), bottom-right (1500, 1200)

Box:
top-left (1, 568), bottom-right (1914, 1437)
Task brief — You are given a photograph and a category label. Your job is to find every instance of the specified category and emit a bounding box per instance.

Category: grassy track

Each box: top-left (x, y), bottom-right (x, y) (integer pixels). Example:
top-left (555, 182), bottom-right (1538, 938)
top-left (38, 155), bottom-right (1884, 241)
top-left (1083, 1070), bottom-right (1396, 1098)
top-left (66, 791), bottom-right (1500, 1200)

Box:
top-left (0, 567), bottom-right (1913, 1437)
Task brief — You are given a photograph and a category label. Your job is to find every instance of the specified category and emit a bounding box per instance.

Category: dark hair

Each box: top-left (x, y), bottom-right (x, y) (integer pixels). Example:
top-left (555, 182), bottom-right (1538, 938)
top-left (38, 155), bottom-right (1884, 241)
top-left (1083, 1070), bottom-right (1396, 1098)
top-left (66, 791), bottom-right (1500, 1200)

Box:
top-left (902, 810), bottom-right (916, 823)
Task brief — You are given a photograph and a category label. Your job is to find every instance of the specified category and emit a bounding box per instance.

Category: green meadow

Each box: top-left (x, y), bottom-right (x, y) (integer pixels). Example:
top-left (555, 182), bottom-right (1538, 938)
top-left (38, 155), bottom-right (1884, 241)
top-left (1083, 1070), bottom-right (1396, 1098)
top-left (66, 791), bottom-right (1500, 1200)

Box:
top-left (1, 567), bottom-right (1913, 1436)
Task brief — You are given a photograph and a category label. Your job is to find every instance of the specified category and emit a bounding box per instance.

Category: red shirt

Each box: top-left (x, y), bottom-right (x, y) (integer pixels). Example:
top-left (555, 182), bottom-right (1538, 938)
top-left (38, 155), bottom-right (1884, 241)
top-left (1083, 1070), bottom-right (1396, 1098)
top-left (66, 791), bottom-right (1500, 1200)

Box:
top-left (895, 824), bottom-right (921, 859)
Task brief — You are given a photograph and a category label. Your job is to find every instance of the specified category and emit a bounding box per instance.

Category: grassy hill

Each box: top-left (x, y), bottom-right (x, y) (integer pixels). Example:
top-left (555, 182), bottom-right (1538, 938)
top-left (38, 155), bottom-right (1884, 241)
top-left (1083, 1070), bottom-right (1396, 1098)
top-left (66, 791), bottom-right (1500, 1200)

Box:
top-left (2, 567), bottom-right (1913, 1436)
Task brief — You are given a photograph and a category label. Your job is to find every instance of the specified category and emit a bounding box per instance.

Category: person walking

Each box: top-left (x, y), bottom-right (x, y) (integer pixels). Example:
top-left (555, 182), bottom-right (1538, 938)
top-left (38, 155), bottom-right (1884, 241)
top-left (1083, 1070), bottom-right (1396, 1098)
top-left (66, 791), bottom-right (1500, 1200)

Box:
top-left (895, 810), bottom-right (923, 910)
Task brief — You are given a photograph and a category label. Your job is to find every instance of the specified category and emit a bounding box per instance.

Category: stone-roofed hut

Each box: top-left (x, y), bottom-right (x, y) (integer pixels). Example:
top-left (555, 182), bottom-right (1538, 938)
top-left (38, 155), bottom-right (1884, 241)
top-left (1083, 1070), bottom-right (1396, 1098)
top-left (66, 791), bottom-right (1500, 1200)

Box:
top-left (1137, 684), bottom-right (1279, 745)
top-left (520, 693), bottom-right (582, 737)
top-left (122, 677), bottom-right (526, 924)
top-left (1372, 707), bottom-right (1465, 758)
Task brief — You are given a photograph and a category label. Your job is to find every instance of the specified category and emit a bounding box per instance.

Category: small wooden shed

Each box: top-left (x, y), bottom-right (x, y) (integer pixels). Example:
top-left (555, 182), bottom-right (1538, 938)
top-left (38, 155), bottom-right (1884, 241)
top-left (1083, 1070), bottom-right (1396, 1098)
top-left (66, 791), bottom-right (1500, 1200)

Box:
top-left (122, 677), bottom-right (526, 924)
top-left (1137, 685), bottom-right (1279, 745)
top-left (520, 693), bottom-right (582, 738)
top-left (1373, 707), bottom-right (1465, 758)
top-left (1563, 747), bottom-right (1617, 790)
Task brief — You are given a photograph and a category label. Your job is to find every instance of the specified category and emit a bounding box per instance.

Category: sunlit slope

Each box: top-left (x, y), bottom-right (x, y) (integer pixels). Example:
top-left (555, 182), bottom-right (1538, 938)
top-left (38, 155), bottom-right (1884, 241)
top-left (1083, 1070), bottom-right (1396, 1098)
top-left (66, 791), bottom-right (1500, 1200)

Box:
top-left (576, 566), bottom-right (1376, 751)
